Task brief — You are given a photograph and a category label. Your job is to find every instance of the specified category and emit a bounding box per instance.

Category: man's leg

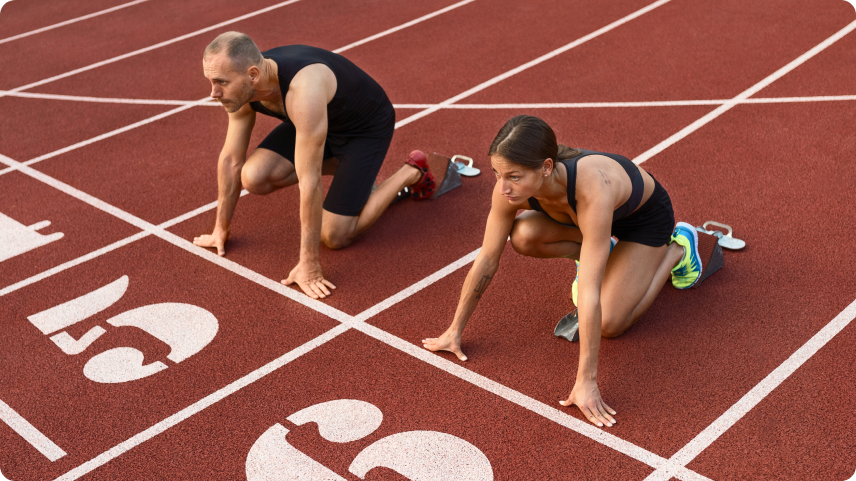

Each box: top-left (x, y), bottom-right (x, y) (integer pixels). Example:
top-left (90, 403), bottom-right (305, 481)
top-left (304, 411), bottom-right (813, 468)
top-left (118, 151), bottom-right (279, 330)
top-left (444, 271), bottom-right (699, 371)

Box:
top-left (241, 148), bottom-right (340, 194)
top-left (318, 161), bottom-right (421, 250)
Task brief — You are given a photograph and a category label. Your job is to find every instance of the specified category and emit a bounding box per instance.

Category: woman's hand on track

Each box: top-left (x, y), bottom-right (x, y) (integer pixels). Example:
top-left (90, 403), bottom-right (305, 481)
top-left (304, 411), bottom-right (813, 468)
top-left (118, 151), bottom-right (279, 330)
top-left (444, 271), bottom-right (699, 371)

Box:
top-left (283, 260), bottom-right (336, 299)
top-left (560, 380), bottom-right (616, 427)
top-left (193, 230), bottom-right (229, 256)
top-left (422, 331), bottom-right (467, 361)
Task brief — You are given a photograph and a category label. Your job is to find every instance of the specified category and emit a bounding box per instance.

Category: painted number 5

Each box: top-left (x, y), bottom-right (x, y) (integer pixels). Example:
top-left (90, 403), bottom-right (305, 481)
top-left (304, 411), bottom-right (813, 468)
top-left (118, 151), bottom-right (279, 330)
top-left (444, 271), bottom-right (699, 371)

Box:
top-left (26, 276), bottom-right (218, 383)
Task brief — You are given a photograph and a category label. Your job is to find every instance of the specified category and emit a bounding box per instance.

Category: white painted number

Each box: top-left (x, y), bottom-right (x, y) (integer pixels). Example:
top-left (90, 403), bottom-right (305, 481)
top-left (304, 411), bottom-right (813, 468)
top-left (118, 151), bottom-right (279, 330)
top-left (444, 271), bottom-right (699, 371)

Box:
top-left (246, 400), bottom-right (493, 481)
top-left (26, 276), bottom-right (218, 383)
top-left (0, 212), bottom-right (63, 263)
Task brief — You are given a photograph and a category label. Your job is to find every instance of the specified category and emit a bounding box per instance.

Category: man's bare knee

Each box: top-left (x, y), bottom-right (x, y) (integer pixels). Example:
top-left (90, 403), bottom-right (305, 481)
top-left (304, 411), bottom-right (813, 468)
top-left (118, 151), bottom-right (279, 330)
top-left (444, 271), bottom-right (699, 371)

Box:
top-left (241, 165), bottom-right (268, 195)
top-left (321, 232), bottom-right (353, 250)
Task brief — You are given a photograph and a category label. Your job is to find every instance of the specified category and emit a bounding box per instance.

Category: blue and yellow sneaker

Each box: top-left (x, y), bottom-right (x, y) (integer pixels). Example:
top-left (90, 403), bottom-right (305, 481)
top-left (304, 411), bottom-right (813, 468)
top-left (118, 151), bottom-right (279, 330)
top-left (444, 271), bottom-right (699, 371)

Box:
top-left (670, 221), bottom-right (703, 289)
top-left (572, 237), bottom-right (618, 307)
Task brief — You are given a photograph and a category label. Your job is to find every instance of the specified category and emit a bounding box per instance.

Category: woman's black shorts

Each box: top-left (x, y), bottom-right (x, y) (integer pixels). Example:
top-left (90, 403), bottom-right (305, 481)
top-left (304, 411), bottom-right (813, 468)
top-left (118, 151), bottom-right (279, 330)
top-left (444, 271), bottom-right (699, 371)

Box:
top-left (611, 177), bottom-right (675, 247)
top-left (256, 116), bottom-right (394, 217)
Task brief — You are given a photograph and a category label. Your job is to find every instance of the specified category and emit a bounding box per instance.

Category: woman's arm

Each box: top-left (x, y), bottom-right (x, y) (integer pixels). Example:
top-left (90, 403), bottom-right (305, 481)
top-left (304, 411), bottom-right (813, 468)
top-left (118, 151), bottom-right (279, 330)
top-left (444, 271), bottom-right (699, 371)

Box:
top-left (560, 165), bottom-right (618, 427)
top-left (422, 184), bottom-right (518, 360)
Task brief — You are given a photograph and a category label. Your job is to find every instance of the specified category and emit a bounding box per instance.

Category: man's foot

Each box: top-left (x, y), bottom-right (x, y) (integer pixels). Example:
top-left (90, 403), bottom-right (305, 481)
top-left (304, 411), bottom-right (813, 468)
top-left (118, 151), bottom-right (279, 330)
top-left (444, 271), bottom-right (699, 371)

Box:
top-left (572, 237), bottom-right (618, 307)
top-left (670, 221), bottom-right (703, 289)
top-left (405, 150), bottom-right (435, 200)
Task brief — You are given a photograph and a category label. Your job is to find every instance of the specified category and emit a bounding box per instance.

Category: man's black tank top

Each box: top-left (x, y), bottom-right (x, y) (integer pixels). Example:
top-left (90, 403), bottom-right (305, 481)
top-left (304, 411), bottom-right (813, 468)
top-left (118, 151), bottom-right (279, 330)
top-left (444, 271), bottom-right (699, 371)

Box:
top-left (527, 149), bottom-right (644, 228)
top-left (250, 45), bottom-right (394, 140)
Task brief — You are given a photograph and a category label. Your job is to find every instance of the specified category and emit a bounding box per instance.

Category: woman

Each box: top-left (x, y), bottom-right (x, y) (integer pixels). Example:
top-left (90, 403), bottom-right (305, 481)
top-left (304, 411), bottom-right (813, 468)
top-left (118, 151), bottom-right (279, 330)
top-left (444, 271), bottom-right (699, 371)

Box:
top-left (422, 115), bottom-right (703, 427)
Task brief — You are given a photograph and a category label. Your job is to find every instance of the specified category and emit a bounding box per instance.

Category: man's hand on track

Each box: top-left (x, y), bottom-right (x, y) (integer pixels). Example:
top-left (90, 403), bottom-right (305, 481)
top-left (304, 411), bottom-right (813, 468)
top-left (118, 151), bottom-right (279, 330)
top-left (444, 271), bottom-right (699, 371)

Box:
top-left (283, 260), bottom-right (336, 299)
top-left (193, 230), bottom-right (228, 256)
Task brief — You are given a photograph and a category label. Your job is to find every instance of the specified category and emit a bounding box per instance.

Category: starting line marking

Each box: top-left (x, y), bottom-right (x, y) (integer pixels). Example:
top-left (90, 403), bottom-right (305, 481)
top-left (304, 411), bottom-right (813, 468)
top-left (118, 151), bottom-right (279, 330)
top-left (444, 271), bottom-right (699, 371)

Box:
top-left (0, 398), bottom-right (66, 462)
top-left (0, 0), bottom-right (150, 46)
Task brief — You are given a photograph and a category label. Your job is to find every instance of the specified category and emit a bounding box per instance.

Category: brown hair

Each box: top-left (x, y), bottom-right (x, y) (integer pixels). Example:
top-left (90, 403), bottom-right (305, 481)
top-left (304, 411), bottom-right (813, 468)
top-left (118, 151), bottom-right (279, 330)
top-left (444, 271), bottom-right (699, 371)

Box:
top-left (203, 31), bottom-right (264, 73)
top-left (487, 115), bottom-right (580, 169)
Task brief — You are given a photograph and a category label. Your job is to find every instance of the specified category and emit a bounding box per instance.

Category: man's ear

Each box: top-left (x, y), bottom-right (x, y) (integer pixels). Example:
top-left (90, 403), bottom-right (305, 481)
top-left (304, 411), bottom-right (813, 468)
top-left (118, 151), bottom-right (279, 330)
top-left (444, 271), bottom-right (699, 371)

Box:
top-left (248, 65), bottom-right (260, 83)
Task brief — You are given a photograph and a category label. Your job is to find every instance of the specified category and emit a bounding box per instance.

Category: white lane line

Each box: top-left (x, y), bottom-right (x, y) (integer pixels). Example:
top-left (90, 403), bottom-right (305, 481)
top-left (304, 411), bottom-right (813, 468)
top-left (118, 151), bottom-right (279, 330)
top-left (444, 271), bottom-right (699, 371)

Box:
top-left (332, 0), bottom-right (476, 54)
top-left (0, 231), bottom-right (148, 297)
top-left (0, 90), bottom-right (211, 106)
top-left (632, 19), bottom-right (856, 165)
top-left (0, 0), bottom-right (474, 100)
top-left (0, 398), bottom-right (67, 461)
top-left (0, 0), bottom-right (150, 45)
top-left (393, 0), bottom-right (673, 129)
top-left (348, 321), bottom-right (712, 481)
top-left (0, 98), bottom-right (214, 178)
top-left (0, 0), bottom-right (305, 99)
top-left (394, 100), bottom-right (727, 109)
top-left (353, 247), bottom-right (480, 322)
top-left (643, 298), bottom-right (856, 481)
top-left (54, 323), bottom-right (351, 481)
top-left (0, 191), bottom-right (248, 297)
top-left (0, 153), bottom-right (351, 323)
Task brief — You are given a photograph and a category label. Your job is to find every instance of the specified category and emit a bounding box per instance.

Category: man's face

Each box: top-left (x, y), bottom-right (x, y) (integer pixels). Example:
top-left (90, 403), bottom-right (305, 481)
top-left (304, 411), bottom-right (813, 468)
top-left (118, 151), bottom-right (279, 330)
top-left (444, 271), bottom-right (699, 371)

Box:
top-left (203, 54), bottom-right (254, 113)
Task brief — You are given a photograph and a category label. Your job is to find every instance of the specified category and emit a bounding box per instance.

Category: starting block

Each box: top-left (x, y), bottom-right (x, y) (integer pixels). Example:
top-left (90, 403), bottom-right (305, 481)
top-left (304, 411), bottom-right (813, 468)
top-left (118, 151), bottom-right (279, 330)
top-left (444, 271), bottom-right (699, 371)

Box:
top-left (554, 310), bottom-right (580, 342)
top-left (425, 153), bottom-right (480, 199)
top-left (693, 221), bottom-right (745, 287)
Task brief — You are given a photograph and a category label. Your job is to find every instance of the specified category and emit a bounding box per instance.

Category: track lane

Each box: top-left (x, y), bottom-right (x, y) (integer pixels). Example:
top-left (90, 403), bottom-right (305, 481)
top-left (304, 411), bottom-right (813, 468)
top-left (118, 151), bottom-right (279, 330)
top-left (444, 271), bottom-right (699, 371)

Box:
top-left (0, 0), bottom-right (137, 40)
top-left (462, 0), bottom-right (853, 104)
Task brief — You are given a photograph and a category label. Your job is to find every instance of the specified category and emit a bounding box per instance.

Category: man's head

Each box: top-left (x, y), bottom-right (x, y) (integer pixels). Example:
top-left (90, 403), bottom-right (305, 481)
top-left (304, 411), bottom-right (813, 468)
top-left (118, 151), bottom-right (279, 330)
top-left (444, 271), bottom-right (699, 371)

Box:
top-left (203, 32), bottom-right (264, 112)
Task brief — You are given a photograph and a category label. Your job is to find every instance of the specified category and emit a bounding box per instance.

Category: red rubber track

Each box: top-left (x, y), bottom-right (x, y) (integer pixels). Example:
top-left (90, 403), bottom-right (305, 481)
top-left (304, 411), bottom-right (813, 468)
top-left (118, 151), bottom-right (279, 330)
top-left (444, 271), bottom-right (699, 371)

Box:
top-left (1, 0), bottom-right (855, 479)
top-left (0, 0), bottom-right (131, 39)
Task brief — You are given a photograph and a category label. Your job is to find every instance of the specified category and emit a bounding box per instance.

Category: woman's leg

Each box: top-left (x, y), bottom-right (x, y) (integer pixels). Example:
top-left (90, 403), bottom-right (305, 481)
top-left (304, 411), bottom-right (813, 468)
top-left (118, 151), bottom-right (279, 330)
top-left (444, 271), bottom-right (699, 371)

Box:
top-left (598, 240), bottom-right (683, 338)
top-left (509, 210), bottom-right (584, 259)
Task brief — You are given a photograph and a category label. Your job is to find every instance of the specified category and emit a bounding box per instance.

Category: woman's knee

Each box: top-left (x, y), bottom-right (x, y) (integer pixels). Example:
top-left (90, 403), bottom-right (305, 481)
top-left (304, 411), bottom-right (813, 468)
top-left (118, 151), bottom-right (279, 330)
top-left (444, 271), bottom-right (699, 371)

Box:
top-left (600, 314), bottom-right (631, 339)
top-left (510, 220), bottom-right (539, 255)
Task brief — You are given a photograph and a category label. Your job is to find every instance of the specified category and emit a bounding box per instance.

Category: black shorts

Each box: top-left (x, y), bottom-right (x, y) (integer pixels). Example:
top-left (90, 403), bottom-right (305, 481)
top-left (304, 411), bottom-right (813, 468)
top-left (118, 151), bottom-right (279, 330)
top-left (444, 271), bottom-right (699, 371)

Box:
top-left (256, 118), bottom-right (394, 216)
top-left (611, 177), bottom-right (675, 247)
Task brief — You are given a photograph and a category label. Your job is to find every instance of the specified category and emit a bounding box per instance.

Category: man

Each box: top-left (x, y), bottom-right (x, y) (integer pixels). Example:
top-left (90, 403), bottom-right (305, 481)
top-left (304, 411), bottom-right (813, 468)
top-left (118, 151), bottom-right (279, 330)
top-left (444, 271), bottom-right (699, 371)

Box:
top-left (194, 32), bottom-right (435, 299)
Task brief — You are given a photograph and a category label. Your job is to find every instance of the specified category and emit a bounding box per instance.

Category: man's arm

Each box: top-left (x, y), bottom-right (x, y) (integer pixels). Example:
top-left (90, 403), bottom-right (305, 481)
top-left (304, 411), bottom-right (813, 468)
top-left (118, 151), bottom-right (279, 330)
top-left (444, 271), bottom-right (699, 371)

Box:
top-left (281, 64), bottom-right (337, 298)
top-left (193, 102), bottom-right (255, 255)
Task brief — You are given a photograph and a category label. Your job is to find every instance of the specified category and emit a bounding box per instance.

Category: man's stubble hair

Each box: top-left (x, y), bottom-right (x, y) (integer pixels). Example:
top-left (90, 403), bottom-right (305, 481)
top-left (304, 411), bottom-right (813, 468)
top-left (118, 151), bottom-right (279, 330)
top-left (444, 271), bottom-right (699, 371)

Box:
top-left (204, 31), bottom-right (264, 74)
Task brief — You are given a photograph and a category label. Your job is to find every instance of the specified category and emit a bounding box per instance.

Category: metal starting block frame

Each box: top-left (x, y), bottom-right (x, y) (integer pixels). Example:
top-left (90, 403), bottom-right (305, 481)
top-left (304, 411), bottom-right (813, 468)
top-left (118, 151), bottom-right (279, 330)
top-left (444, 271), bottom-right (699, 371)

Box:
top-left (426, 153), bottom-right (480, 199)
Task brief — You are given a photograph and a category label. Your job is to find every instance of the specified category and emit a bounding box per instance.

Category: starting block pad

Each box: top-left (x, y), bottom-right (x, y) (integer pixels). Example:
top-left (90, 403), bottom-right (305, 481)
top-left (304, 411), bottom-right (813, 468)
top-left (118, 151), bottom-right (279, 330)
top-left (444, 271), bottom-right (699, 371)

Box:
top-left (426, 153), bottom-right (480, 199)
top-left (695, 229), bottom-right (724, 287)
top-left (554, 310), bottom-right (580, 342)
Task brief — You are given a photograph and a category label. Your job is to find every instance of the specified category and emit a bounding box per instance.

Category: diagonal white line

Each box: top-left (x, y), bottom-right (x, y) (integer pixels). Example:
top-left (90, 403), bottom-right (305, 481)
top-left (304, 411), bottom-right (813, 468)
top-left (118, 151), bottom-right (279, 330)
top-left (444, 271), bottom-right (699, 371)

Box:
top-left (393, 0), bottom-right (673, 129)
top-left (0, 153), bottom-right (351, 323)
top-left (0, 398), bottom-right (67, 461)
top-left (0, 191), bottom-right (247, 297)
top-left (0, 0), bottom-right (305, 99)
top-left (0, 0), bottom-right (150, 45)
top-left (633, 19), bottom-right (856, 165)
top-left (332, 0), bottom-right (476, 54)
top-left (0, 90), bottom-right (211, 106)
top-left (643, 298), bottom-right (856, 481)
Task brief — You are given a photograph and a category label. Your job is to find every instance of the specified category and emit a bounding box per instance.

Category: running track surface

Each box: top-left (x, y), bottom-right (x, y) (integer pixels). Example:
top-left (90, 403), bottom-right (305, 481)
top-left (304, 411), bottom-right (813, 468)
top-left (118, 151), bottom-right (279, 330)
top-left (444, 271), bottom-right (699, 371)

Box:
top-left (1, 0), bottom-right (855, 479)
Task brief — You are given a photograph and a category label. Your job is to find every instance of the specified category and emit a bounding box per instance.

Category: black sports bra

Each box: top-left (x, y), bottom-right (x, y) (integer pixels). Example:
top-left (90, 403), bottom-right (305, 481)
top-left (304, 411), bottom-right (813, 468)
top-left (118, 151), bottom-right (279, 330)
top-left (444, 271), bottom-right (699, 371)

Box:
top-left (527, 149), bottom-right (644, 228)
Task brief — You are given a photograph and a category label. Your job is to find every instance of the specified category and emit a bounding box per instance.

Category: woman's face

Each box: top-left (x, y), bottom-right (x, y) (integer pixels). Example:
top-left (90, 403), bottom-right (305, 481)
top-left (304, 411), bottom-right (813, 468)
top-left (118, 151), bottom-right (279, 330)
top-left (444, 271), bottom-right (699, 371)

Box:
top-left (491, 155), bottom-right (551, 205)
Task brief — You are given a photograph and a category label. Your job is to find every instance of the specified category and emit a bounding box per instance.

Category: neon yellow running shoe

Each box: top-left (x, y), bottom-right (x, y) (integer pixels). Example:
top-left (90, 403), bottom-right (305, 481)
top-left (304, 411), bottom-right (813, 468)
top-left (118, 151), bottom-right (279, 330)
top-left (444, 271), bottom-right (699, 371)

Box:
top-left (572, 237), bottom-right (617, 307)
top-left (670, 221), bottom-right (703, 289)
